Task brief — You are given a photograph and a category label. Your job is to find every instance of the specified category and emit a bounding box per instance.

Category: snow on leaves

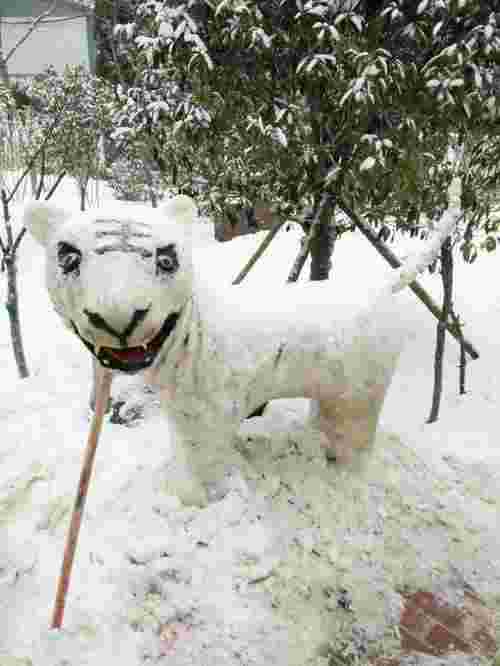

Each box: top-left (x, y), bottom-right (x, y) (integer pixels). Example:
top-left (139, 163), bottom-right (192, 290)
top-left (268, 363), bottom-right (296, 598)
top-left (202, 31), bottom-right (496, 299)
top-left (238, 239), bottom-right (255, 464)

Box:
top-left (106, 0), bottom-right (499, 244)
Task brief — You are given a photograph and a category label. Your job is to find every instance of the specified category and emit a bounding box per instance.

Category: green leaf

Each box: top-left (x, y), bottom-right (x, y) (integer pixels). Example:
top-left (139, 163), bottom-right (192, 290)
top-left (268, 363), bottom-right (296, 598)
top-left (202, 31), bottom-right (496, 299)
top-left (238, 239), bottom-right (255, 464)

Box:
top-left (484, 236), bottom-right (496, 252)
top-left (360, 156), bottom-right (376, 172)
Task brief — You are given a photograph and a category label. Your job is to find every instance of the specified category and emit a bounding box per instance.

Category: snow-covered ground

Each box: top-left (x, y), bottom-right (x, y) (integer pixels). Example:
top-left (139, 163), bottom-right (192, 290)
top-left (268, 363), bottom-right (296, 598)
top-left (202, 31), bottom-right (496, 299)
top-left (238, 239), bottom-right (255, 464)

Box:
top-left (0, 181), bottom-right (498, 665)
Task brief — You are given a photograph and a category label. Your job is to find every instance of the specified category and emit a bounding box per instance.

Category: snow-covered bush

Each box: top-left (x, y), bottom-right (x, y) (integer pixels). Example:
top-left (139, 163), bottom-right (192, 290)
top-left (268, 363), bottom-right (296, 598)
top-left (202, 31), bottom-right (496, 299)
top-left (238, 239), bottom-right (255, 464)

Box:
top-left (25, 66), bottom-right (114, 207)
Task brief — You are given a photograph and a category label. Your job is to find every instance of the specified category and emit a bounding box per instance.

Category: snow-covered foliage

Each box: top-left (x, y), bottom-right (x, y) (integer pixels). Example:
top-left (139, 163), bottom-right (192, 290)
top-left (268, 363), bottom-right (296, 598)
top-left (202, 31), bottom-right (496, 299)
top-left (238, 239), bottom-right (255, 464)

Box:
top-left (107, 0), bottom-right (500, 232)
top-left (108, 157), bottom-right (163, 203)
top-left (0, 88), bottom-right (29, 179)
top-left (24, 67), bottom-right (113, 187)
top-left (0, 85), bottom-right (15, 113)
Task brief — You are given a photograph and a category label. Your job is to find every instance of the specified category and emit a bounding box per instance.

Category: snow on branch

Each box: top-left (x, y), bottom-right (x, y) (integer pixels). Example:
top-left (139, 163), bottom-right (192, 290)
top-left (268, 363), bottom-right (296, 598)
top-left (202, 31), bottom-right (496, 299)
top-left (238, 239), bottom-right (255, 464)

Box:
top-left (390, 206), bottom-right (463, 294)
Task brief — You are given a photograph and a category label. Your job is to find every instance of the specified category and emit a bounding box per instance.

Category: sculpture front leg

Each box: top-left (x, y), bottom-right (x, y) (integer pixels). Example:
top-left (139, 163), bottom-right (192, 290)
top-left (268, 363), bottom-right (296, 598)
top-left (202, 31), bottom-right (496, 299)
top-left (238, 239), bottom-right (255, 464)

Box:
top-left (164, 404), bottom-right (241, 507)
top-left (165, 426), bottom-right (210, 507)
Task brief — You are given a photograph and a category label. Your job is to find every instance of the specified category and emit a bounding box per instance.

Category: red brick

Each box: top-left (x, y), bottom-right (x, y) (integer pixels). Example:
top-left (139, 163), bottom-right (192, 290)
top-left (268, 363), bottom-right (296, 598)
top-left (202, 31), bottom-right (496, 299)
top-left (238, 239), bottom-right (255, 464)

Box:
top-left (427, 622), bottom-right (471, 654)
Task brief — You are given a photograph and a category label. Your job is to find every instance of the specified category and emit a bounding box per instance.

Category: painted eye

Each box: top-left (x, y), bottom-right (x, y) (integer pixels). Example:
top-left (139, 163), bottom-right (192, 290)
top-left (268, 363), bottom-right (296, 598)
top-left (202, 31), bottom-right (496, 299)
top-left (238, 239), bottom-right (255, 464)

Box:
top-left (57, 242), bottom-right (82, 275)
top-left (156, 244), bottom-right (179, 275)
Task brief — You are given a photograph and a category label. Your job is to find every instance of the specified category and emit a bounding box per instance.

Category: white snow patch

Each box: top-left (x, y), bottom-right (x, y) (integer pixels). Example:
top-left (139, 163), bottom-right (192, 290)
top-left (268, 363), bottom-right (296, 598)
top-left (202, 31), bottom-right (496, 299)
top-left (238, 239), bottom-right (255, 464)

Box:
top-left (0, 183), bottom-right (499, 664)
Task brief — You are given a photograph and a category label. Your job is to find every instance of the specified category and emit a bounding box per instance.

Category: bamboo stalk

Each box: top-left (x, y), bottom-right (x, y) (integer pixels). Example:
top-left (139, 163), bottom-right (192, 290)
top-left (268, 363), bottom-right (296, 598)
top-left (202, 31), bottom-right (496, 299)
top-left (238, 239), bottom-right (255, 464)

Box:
top-left (50, 366), bottom-right (113, 629)
top-left (287, 193), bottom-right (333, 283)
top-left (232, 218), bottom-right (285, 285)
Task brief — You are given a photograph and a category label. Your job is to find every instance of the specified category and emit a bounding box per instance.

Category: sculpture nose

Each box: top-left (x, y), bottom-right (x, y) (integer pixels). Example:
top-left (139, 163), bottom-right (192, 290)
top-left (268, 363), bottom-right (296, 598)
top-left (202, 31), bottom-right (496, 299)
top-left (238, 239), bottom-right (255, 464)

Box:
top-left (84, 306), bottom-right (150, 347)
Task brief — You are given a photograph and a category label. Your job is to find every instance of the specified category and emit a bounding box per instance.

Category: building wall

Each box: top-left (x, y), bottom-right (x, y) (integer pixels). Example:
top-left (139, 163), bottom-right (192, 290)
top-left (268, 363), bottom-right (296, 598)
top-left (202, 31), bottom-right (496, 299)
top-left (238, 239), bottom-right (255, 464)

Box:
top-left (1, 1), bottom-right (93, 79)
top-left (1, 0), bottom-right (86, 19)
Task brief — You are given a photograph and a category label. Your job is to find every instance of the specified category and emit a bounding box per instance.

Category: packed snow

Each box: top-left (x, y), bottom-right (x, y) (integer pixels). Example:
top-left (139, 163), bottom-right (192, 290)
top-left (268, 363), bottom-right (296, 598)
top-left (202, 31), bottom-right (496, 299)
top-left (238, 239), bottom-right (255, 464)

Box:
top-left (0, 180), bottom-right (498, 665)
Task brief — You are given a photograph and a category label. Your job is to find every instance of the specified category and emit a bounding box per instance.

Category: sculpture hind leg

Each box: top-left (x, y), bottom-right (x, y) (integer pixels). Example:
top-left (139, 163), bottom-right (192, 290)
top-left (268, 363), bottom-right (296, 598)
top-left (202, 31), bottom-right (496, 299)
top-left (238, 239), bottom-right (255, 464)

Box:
top-left (309, 381), bottom-right (391, 463)
top-left (306, 301), bottom-right (406, 463)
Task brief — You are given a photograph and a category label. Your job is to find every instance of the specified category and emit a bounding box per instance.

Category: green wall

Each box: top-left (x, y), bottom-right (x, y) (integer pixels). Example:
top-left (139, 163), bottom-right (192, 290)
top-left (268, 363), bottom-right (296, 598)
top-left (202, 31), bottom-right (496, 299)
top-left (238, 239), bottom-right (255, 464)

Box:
top-left (1, 0), bottom-right (65, 17)
top-left (86, 14), bottom-right (96, 74)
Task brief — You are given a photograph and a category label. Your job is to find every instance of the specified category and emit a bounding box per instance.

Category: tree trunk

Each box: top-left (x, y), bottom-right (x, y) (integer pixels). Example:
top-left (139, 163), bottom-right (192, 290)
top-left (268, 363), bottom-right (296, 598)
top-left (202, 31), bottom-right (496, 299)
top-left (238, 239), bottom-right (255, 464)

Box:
top-left (141, 150), bottom-right (158, 208)
top-left (80, 183), bottom-right (86, 212)
top-left (4, 255), bottom-right (29, 378)
top-left (30, 168), bottom-right (38, 199)
top-left (427, 238), bottom-right (453, 423)
top-left (458, 340), bottom-right (466, 395)
top-left (451, 308), bottom-right (467, 395)
top-left (309, 215), bottom-right (336, 281)
top-left (0, 128), bottom-right (66, 380)
top-left (1, 190), bottom-right (29, 378)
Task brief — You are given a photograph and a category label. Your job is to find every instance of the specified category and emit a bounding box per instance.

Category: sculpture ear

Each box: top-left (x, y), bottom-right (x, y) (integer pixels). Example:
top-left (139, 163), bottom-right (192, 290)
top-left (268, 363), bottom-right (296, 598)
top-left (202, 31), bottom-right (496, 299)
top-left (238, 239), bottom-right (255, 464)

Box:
top-left (160, 195), bottom-right (198, 226)
top-left (159, 194), bottom-right (215, 245)
top-left (22, 201), bottom-right (71, 247)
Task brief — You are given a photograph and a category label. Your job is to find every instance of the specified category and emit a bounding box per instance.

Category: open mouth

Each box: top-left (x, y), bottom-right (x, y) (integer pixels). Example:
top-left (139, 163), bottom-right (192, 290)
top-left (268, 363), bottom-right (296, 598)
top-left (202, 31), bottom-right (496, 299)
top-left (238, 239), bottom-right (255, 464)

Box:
top-left (72, 311), bottom-right (180, 374)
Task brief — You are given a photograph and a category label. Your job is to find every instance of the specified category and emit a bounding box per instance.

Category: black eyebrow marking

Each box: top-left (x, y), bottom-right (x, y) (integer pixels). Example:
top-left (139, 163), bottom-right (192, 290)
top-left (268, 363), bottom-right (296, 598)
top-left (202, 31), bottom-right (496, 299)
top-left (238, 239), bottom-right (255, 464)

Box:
top-left (95, 229), bottom-right (152, 239)
top-left (93, 245), bottom-right (153, 257)
top-left (92, 220), bottom-right (154, 257)
top-left (93, 218), bottom-right (150, 228)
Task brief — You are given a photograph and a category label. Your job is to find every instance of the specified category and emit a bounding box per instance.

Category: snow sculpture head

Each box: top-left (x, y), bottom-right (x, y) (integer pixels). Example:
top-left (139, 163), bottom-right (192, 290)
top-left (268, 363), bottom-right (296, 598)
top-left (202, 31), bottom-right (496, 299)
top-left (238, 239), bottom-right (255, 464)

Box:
top-left (24, 196), bottom-right (198, 373)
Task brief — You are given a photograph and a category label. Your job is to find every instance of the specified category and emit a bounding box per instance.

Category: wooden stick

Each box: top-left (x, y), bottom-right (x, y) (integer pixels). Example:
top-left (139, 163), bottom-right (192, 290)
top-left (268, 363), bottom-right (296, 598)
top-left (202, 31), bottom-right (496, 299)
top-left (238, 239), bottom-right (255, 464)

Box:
top-left (50, 365), bottom-right (113, 629)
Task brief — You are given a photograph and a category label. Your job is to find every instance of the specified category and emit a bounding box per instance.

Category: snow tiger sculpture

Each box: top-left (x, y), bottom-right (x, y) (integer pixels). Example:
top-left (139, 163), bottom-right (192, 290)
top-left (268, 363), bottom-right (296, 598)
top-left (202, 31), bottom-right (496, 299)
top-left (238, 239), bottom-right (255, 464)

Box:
top-left (24, 196), bottom-right (460, 506)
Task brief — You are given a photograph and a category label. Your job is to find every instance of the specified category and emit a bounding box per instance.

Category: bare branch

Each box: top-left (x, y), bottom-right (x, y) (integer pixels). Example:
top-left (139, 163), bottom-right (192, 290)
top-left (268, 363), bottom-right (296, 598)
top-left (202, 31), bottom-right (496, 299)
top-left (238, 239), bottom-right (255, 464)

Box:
top-left (35, 147), bottom-right (47, 200)
top-left (12, 227), bottom-right (27, 256)
top-left (6, 106), bottom-right (65, 204)
top-left (45, 171), bottom-right (67, 200)
top-left (1, 189), bottom-right (13, 246)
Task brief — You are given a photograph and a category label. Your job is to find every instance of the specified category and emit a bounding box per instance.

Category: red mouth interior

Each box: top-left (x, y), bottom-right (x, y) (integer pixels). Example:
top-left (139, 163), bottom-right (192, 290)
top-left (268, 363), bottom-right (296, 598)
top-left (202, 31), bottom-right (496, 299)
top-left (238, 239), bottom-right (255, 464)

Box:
top-left (103, 333), bottom-right (164, 363)
top-left (107, 346), bottom-right (149, 363)
top-left (74, 311), bottom-right (180, 373)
